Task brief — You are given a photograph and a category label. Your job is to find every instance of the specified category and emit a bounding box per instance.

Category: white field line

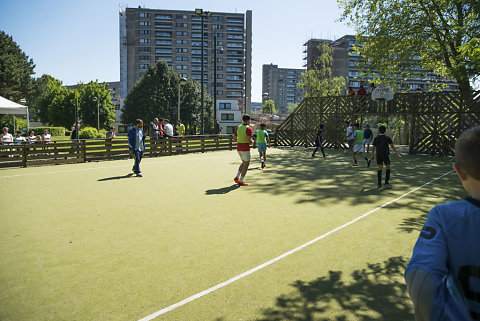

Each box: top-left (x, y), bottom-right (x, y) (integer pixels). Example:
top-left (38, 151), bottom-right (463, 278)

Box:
top-left (137, 169), bottom-right (454, 321)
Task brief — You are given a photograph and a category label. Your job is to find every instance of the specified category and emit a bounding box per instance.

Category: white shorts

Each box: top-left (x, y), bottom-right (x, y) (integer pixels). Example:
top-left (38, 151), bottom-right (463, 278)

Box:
top-left (363, 138), bottom-right (372, 144)
top-left (353, 143), bottom-right (365, 153)
top-left (237, 151), bottom-right (251, 162)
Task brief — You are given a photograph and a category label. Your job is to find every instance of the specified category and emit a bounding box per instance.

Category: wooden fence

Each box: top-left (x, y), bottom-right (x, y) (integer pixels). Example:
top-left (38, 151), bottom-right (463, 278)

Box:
top-left (0, 135), bottom-right (237, 169)
top-left (275, 91), bottom-right (480, 155)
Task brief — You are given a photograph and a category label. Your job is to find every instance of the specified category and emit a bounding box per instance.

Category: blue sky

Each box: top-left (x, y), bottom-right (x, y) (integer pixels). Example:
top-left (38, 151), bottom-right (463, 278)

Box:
top-left (0, 0), bottom-right (354, 101)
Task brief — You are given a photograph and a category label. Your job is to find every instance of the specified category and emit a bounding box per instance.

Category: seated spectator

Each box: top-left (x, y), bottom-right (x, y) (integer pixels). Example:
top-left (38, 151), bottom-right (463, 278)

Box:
top-left (42, 129), bottom-right (52, 143)
top-left (14, 131), bottom-right (26, 143)
top-left (149, 118), bottom-right (160, 138)
top-left (357, 85), bottom-right (367, 95)
top-left (106, 127), bottom-right (116, 139)
top-left (348, 87), bottom-right (356, 96)
top-left (27, 130), bottom-right (36, 142)
top-left (1, 127), bottom-right (13, 144)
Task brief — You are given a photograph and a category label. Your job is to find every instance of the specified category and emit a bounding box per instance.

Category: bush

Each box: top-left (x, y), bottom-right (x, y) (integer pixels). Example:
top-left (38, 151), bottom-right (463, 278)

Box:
top-left (79, 126), bottom-right (103, 139)
top-left (31, 127), bottom-right (65, 136)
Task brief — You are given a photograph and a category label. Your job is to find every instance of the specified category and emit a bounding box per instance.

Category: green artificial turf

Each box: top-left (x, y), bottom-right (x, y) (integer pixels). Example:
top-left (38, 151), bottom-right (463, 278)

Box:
top-left (0, 148), bottom-right (464, 320)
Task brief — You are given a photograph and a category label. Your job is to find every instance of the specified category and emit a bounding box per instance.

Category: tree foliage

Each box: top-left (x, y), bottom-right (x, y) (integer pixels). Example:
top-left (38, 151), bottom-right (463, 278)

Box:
top-left (286, 103), bottom-right (298, 114)
top-left (77, 81), bottom-right (116, 130)
top-left (338, 0), bottom-right (480, 94)
top-left (0, 31), bottom-right (35, 102)
top-left (262, 99), bottom-right (277, 114)
top-left (122, 61), bottom-right (214, 133)
top-left (297, 41), bottom-right (346, 97)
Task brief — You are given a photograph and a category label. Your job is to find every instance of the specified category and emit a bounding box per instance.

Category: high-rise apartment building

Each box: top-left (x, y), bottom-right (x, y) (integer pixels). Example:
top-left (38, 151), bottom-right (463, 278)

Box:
top-left (262, 64), bottom-right (304, 114)
top-left (119, 7), bottom-right (252, 121)
top-left (303, 35), bottom-right (458, 93)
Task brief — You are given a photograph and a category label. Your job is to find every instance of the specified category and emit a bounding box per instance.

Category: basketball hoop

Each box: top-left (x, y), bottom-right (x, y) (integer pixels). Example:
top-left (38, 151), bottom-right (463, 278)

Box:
top-left (371, 85), bottom-right (394, 102)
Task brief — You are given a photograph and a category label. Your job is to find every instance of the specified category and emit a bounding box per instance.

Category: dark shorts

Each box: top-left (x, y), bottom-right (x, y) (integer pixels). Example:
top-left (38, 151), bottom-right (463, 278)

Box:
top-left (347, 139), bottom-right (354, 149)
top-left (376, 154), bottom-right (391, 165)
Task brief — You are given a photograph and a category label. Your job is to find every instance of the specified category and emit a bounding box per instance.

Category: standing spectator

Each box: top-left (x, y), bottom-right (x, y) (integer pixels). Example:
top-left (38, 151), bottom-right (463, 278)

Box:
top-left (363, 124), bottom-right (373, 152)
top-left (176, 119), bottom-right (185, 136)
top-left (105, 127), bottom-right (116, 139)
top-left (128, 119), bottom-right (146, 177)
top-left (71, 123), bottom-right (80, 141)
top-left (233, 114), bottom-right (253, 186)
top-left (1, 127), bottom-right (13, 143)
top-left (149, 118), bottom-right (160, 138)
top-left (345, 121), bottom-right (354, 151)
top-left (348, 87), bottom-right (356, 96)
top-left (357, 85), bottom-right (367, 95)
top-left (405, 126), bottom-right (480, 321)
top-left (164, 119), bottom-right (174, 137)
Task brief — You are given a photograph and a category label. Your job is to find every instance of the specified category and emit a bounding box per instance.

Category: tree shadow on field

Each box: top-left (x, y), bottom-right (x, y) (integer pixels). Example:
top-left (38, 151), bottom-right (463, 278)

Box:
top-left (205, 184), bottom-right (240, 195)
top-left (255, 256), bottom-right (413, 321)
top-left (98, 173), bottom-right (134, 181)
top-left (251, 147), bottom-right (456, 207)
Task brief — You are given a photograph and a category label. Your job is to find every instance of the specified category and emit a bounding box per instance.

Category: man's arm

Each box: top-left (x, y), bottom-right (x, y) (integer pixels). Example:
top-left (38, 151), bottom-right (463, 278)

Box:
top-left (370, 145), bottom-right (375, 160)
top-left (390, 143), bottom-right (401, 158)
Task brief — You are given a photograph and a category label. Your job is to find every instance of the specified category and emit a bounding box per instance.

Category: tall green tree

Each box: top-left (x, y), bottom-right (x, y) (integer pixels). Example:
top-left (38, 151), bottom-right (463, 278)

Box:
top-left (297, 41), bottom-right (346, 97)
top-left (0, 31), bottom-right (35, 101)
top-left (37, 76), bottom-right (64, 125)
top-left (78, 81), bottom-right (116, 130)
top-left (262, 99), bottom-right (277, 114)
top-left (286, 103), bottom-right (298, 114)
top-left (338, 0), bottom-right (480, 94)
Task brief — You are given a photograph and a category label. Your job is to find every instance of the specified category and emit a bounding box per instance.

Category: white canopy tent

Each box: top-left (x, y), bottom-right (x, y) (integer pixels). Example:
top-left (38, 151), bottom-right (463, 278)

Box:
top-left (0, 95), bottom-right (30, 130)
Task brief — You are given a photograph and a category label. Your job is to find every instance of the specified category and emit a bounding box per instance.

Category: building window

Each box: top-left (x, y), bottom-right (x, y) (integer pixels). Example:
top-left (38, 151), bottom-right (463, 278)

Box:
top-left (192, 41), bottom-right (208, 47)
top-left (176, 39), bottom-right (188, 44)
top-left (155, 14), bottom-right (172, 20)
top-left (155, 23), bottom-right (172, 29)
top-left (155, 48), bottom-right (172, 54)
top-left (192, 66), bottom-right (201, 71)
top-left (191, 49), bottom-right (207, 55)
top-left (176, 23), bottom-right (188, 27)
top-left (139, 64), bottom-right (150, 69)
top-left (156, 31), bottom-right (172, 37)
top-left (176, 14), bottom-right (187, 19)
top-left (227, 91), bottom-right (243, 97)
top-left (226, 126), bottom-right (236, 134)
top-left (156, 40), bottom-right (172, 46)
top-left (221, 113), bottom-right (234, 121)
top-left (212, 16), bottom-right (224, 21)
top-left (139, 38), bottom-right (151, 43)
top-left (139, 47), bottom-right (151, 52)
top-left (227, 43), bottom-right (243, 48)
top-left (139, 30), bottom-right (152, 35)
top-left (192, 33), bottom-right (202, 38)
top-left (214, 33), bottom-right (224, 38)
top-left (139, 21), bottom-right (151, 26)
top-left (226, 83), bottom-right (242, 89)
top-left (212, 24), bottom-right (224, 29)
top-left (139, 13), bottom-right (151, 18)
top-left (226, 75), bottom-right (242, 80)
top-left (219, 103), bottom-right (232, 109)
top-left (175, 65), bottom-right (188, 70)
top-left (227, 58), bottom-right (242, 64)
top-left (227, 18), bottom-right (243, 24)
top-left (139, 55), bottom-right (151, 60)
top-left (227, 34), bottom-right (243, 40)
top-left (176, 31), bottom-right (188, 36)
top-left (156, 57), bottom-right (172, 63)
top-left (226, 26), bottom-right (243, 32)
top-left (227, 50), bottom-right (243, 56)
top-left (227, 67), bottom-right (243, 72)
top-left (191, 16), bottom-right (202, 22)
top-left (176, 56), bottom-right (188, 61)
top-left (176, 48), bottom-right (188, 53)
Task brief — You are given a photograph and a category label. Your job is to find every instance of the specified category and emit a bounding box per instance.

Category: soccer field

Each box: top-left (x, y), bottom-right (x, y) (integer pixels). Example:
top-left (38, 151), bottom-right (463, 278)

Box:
top-left (0, 148), bottom-right (464, 321)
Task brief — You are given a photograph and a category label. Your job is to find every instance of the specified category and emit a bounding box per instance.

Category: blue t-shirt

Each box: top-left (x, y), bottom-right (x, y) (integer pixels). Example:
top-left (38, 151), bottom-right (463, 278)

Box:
top-left (405, 198), bottom-right (480, 320)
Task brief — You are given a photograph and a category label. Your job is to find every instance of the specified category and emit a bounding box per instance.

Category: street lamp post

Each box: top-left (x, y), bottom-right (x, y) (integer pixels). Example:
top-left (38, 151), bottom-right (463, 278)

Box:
top-left (213, 36), bottom-right (223, 134)
top-left (195, 8), bottom-right (211, 135)
top-left (177, 77), bottom-right (188, 121)
top-left (92, 96), bottom-right (99, 131)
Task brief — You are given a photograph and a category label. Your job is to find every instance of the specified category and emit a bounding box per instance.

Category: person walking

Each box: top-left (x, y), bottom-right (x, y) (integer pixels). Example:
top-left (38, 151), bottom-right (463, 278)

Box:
top-left (128, 119), bottom-right (146, 177)
top-left (233, 114), bottom-right (253, 186)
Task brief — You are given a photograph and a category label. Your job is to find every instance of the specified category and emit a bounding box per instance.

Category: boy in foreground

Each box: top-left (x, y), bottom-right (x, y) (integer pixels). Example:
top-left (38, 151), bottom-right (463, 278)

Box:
top-left (128, 119), bottom-right (146, 177)
top-left (254, 123), bottom-right (270, 168)
top-left (233, 114), bottom-right (253, 186)
top-left (312, 124), bottom-right (326, 158)
top-left (405, 126), bottom-right (480, 320)
top-left (352, 123), bottom-right (370, 167)
top-left (371, 125), bottom-right (400, 188)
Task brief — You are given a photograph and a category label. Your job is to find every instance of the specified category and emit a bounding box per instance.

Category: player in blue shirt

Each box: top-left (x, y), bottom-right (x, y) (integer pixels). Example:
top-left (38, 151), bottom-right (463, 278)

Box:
top-left (405, 126), bottom-right (480, 321)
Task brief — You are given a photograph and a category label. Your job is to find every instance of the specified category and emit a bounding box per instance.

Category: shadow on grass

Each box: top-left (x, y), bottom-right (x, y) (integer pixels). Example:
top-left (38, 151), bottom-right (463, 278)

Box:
top-left (248, 147), bottom-right (458, 209)
top-left (255, 256), bottom-right (412, 321)
top-left (97, 173), bottom-right (134, 181)
top-left (205, 184), bottom-right (240, 195)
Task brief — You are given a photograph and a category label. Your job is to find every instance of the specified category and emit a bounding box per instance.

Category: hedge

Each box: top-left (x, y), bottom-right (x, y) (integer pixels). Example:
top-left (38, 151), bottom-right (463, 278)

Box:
top-left (30, 127), bottom-right (65, 136)
top-left (79, 127), bottom-right (103, 139)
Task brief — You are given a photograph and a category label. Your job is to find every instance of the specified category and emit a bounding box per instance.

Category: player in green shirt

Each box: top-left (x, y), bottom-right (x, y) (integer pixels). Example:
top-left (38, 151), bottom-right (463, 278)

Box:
top-left (253, 123), bottom-right (271, 169)
top-left (352, 123), bottom-right (371, 167)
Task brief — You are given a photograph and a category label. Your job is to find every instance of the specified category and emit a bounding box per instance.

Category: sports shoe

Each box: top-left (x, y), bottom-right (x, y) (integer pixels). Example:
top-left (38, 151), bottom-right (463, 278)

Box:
top-left (261, 162), bottom-right (265, 169)
top-left (367, 159), bottom-right (371, 167)
top-left (353, 163), bottom-right (359, 167)
top-left (384, 183), bottom-right (391, 189)
top-left (377, 184), bottom-right (382, 189)
top-left (238, 181), bottom-right (248, 186)
top-left (263, 163), bottom-right (267, 168)
top-left (234, 177), bottom-right (240, 183)
top-left (136, 173), bottom-right (143, 177)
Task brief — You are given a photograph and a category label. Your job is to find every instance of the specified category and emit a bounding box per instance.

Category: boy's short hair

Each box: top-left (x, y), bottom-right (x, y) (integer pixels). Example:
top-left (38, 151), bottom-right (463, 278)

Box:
top-left (242, 114), bottom-right (251, 122)
top-left (135, 119), bottom-right (143, 125)
top-left (260, 123), bottom-right (266, 128)
top-left (354, 123), bottom-right (360, 128)
top-left (158, 118), bottom-right (164, 122)
top-left (455, 126), bottom-right (480, 180)
top-left (319, 124), bottom-right (324, 129)
top-left (345, 121), bottom-right (350, 125)
top-left (379, 125), bottom-right (386, 134)
top-left (366, 124), bottom-right (370, 128)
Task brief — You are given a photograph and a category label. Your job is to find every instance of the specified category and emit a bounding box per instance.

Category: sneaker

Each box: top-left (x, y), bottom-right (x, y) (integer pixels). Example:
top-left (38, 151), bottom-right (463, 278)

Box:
top-left (263, 163), bottom-right (267, 168)
top-left (353, 163), bottom-right (359, 167)
top-left (384, 183), bottom-right (391, 189)
top-left (238, 181), bottom-right (249, 186)
top-left (367, 159), bottom-right (371, 167)
top-left (132, 167), bottom-right (136, 173)
top-left (261, 162), bottom-right (265, 169)
top-left (234, 177), bottom-right (239, 183)
top-left (136, 173), bottom-right (143, 177)
top-left (377, 184), bottom-right (382, 189)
